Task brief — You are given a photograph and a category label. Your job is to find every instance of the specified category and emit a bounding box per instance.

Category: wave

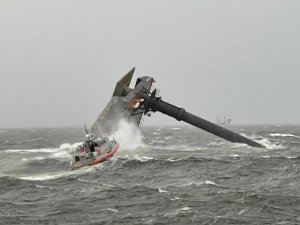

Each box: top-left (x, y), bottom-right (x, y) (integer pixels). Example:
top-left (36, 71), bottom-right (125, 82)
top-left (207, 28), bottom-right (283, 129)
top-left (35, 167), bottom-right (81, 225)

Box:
top-left (22, 156), bottom-right (47, 161)
top-left (21, 152), bottom-right (71, 162)
top-left (3, 142), bottom-right (81, 154)
top-left (164, 206), bottom-right (193, 217)
top-left (132, 155), bottom-right (155, 162)
top-left (35, 185), bottom-right (54, 190)
top-left (166, 158), bottom-right (183, 162)
top-left (3, 142), bottom-right (81, 162)
top-left (24, 138), bottom-right (44, 142)
top-left (270, 133), bottom-right (300, 138)
top-left (207, 140), bottom-right (260, 149)
top-left (234, 133), bottom-right (287, 150)
top-left (158, 187), bottom-right (169, 193)
top-left (207, 141), bottom-right (227, 147)
top-left (257, 138), bottom-right (286, 150)
top-left (150, 144), bottom-right (207, 151)
top-left (5, 148), bottom-right (60, 153)
top-left (113, 156), bottom-right (231, 171)
top-left (261, 155), bottom-right (300, 160)
top-left (105, 208), bottom-right (118, 213)
top-left (111, 119), bottom-right (144, 150)
top-left (184, 180), bottom-right (221, 187)
top-left (175, 207), bottom-right (192, 214)
top-left (19, 165), bottom-right (96, 181)
top-left (19, 173), bottom-right (69, 181)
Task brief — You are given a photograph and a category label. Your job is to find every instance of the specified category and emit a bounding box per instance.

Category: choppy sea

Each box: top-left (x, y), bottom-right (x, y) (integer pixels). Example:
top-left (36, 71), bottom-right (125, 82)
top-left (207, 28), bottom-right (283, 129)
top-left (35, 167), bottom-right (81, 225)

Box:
top-left (0, 125), bottom-right (299, 225)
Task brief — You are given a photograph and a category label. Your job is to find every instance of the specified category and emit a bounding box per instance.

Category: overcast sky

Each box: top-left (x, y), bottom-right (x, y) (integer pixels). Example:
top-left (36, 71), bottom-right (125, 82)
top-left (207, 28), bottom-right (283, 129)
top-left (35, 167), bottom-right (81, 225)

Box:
top-left (1, 0), bottom-right (299, 128)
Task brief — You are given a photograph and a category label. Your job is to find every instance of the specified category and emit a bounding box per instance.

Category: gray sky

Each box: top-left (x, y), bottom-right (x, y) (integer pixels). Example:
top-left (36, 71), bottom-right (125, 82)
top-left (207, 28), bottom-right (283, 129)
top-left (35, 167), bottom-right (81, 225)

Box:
top-left (1, 0), bottom-right (299, 128)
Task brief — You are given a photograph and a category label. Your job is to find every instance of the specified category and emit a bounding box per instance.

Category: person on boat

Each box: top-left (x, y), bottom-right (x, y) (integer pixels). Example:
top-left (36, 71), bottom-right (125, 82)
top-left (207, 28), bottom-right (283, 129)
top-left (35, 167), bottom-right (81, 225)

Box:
top-left (90, 141), bottom-right (95, 152)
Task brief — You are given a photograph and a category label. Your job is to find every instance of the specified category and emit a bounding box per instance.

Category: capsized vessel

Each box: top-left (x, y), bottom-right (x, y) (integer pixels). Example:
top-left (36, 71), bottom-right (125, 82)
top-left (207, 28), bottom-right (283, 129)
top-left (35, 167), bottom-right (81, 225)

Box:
top-left (91, 68), bottom-right (264, 148)
top-left (70, 134), bottom-right (119, 170)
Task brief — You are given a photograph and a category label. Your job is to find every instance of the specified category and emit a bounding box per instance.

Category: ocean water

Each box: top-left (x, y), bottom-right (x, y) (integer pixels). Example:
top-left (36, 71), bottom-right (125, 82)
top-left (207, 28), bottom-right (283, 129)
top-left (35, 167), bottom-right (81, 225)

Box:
top-left (0, 125), bottom-right (299, 225)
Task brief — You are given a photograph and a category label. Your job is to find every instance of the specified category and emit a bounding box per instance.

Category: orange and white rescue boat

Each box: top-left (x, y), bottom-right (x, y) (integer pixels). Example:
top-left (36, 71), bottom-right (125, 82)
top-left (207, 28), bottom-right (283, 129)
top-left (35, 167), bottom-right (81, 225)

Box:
top-left (70, 135), bottom-right (119, 170)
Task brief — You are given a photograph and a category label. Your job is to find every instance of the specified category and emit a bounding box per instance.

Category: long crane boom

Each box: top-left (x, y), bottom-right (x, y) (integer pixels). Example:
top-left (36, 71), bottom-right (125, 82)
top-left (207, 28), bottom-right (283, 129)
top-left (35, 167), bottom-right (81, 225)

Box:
top-left (143, 94), bottom-right (264, 148)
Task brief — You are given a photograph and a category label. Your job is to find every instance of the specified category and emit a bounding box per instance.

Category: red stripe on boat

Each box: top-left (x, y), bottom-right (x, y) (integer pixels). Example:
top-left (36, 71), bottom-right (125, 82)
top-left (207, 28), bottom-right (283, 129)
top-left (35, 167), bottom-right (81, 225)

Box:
top-left (92, 143), bottom-right (119, 165)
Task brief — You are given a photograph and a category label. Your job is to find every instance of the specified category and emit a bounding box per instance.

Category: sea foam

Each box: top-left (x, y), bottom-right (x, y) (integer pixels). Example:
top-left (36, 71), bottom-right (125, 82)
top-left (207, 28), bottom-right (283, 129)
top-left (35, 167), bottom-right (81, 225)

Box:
top-left (270, 133), bottom-right (300, 138)
top-left (111, 119), bottom-right (144, 150)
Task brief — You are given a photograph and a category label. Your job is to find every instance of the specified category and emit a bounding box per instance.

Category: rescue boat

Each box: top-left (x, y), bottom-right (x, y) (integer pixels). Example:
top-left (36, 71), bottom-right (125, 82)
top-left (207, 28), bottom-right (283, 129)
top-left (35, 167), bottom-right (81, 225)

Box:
top-left (70, 135), bottom-right (119, 170)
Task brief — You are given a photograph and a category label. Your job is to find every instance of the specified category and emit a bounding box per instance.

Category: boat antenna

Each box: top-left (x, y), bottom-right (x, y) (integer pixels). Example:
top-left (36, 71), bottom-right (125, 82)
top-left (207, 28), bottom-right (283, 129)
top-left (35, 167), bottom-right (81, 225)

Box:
top-left (84, 124), bottom-right (89, 135)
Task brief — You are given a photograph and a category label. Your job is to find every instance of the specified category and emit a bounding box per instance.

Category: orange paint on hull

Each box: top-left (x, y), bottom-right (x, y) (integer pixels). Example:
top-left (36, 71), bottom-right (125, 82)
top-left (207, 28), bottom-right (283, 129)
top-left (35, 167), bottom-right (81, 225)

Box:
top-left (92, 143), bottom-right (120, 165)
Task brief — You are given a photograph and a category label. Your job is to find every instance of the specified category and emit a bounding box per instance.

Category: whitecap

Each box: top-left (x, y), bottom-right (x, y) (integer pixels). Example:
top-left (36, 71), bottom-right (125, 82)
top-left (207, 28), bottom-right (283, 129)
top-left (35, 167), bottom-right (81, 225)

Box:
top-left (35, 185), bottom-right (53, 190)
top-left (285, 156), bottom-right (298, 159)
top-left (270, 133), bottom-right (300, 138)
top-left (78, 178), bottom-right (90, 183)
top-left (21, 156), bottom-right (46, 161)
top-left (51, 151), bottom-right (72, 160)
top-left (166, 158), bottom-right (182, 162)
top-left (179, 207), bottom-right (191, 211)
top-left (204, 180), bottom-right (218, 186)
top-left (185, 180), bottom-right (219, 187)
top-left (257, 138), bottom-right (286, 150)
top-left (133, 155), bottom-right (154, 162)
top-left (143, 219), bottom-right (154, 224)
top-left (232, 143), bottom-right (250, 148)
top-left (158, 188), bottom-right (169, 193)
top-left (261, 155), bottom-right (298, 159)
top-left (4, 142), bottom-right (81, 154)
top-left (164, 206), bottom-right (192, 217)
top-left (19, 165), bottom-right (93, 181)
top-left (175, 207), bottom-right (192, 214)
top-left (171, 127), bottom-right (181, 130)
top-left (236, 133), bottom-right (286, 150)
top-left (20, 173), bottom-right (66, 181)
top-left (106, 208), bottom-right (118, 213)
top-left (207, 141), bottom-right (226, 147)
top-left (170, 197), bottom-right (180, 201)
top-left (238, 208), bottom-right (248, 215)
top-left (151, 145), bottom-right (203, 151)
top-left (5, 148), bottom-right (58, 153)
